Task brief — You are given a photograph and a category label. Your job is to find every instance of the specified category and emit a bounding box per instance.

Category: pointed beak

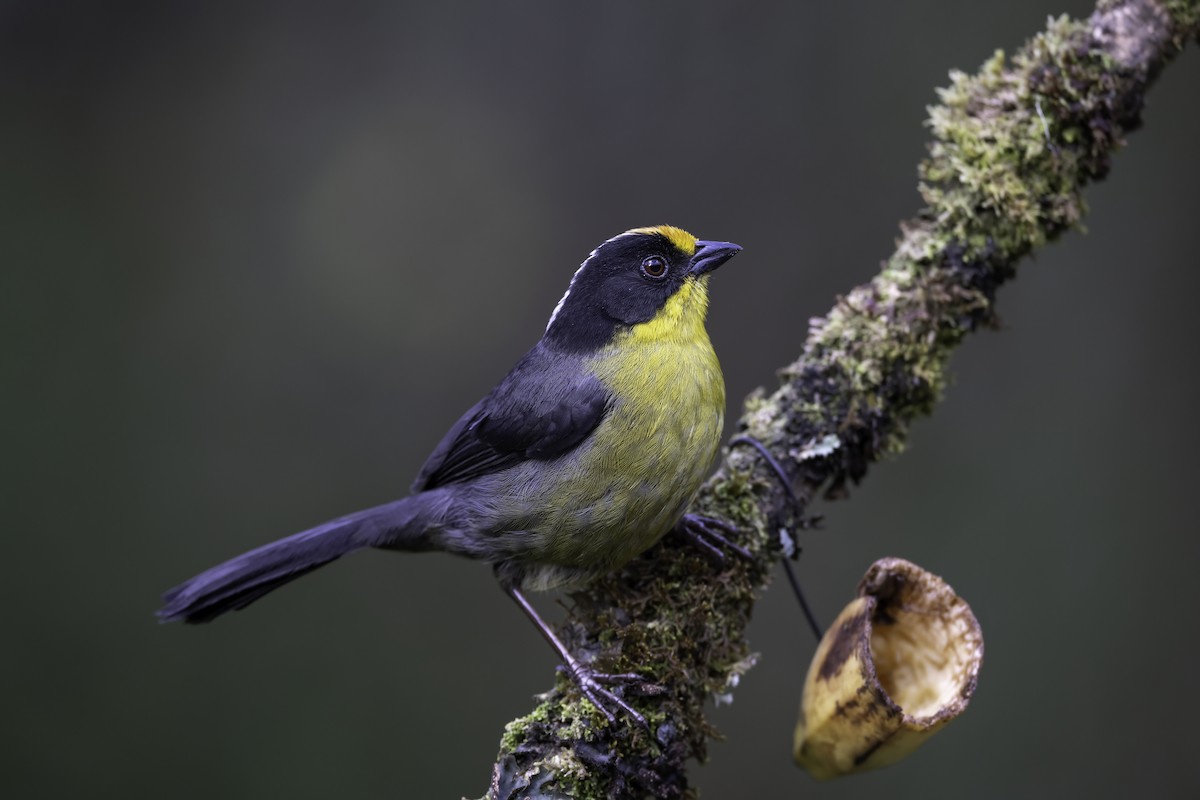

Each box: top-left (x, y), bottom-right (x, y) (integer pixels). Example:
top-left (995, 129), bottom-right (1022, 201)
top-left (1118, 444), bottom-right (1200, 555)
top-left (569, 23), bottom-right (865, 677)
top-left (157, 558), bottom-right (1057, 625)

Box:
top-left (689, 240), bottom-right (742, 276)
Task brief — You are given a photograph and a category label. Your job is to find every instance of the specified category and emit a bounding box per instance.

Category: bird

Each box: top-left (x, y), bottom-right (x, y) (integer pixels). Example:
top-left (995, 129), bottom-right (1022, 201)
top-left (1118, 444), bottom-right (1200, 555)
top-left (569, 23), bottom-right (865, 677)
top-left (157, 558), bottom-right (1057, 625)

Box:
top-left (158, 225), bottom-right (742, 724)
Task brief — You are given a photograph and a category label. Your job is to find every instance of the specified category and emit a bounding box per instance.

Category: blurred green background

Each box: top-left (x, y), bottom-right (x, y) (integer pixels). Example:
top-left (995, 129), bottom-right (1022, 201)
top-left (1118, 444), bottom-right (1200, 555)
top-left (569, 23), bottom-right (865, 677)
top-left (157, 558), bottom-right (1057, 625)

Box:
top-left (4, 1), bottom-right (1198, 797)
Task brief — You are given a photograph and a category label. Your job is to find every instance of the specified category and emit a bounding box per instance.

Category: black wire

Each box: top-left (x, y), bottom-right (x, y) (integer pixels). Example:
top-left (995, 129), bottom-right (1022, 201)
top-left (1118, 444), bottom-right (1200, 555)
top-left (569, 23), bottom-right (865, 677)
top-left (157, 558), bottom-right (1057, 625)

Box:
top-left (781, 558), bottom-right (824, 641)
top-left (729, 435), bottom-right (824, 641)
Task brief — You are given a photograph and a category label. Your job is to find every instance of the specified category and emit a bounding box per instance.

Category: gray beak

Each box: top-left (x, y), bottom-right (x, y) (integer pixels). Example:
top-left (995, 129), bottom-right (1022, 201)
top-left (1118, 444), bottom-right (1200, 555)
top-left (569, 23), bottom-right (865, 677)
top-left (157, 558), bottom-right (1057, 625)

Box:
top-left (689, 240), bottom-right (742, 276)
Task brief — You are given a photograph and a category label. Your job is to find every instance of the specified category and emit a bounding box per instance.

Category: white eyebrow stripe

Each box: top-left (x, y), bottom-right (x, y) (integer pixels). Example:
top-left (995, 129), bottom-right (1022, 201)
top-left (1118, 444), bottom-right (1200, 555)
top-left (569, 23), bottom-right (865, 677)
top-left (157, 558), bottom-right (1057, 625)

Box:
top-left (544, 250), bottom-right (595, 332)
top-left (544, 231), bottom-right (640, 331)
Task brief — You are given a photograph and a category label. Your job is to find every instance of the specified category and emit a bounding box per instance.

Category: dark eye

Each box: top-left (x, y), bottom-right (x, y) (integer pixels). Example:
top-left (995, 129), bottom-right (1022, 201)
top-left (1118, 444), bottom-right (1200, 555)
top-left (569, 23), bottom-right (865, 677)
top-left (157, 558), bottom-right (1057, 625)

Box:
top-left (640, 256), bottom-right (668, 279)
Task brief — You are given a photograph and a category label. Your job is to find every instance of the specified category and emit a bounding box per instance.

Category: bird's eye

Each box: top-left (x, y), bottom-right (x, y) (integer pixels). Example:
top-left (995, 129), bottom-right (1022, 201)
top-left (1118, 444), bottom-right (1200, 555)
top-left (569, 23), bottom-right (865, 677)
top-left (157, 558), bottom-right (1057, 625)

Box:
top-left (640, 256), bottom-right (668, 279)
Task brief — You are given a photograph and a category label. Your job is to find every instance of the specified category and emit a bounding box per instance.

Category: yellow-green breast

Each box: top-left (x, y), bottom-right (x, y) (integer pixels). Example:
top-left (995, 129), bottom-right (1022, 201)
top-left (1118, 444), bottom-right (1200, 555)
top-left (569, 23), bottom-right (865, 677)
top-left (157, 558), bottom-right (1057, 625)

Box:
top-left (546, 274), bottom-right (725, 572)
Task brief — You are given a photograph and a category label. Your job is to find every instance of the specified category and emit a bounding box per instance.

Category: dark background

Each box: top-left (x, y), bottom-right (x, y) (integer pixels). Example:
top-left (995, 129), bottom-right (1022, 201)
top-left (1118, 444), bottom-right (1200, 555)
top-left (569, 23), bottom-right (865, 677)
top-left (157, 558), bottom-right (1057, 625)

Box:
top-left (4, 1), bottom-right (1198, 798)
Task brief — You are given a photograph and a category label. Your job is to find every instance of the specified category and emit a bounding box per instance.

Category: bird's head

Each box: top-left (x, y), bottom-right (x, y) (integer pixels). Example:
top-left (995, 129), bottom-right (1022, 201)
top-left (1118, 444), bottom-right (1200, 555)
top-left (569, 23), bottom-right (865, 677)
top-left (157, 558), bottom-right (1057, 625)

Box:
top-left (544, 225), bottom-right (741, 351)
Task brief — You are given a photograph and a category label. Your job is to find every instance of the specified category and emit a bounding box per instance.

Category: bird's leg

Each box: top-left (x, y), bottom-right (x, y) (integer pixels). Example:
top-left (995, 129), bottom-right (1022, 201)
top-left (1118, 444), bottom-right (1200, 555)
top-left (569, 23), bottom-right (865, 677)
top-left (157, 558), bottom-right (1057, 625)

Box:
top-left (728, 434), bottom-right (824, 641)
top-left (502, 581), bottom-right (649, 730)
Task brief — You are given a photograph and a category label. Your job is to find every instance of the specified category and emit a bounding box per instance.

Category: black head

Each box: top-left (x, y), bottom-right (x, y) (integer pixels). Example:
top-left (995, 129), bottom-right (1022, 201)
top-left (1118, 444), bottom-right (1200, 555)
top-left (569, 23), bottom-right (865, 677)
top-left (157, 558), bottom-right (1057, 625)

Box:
top-left (543, 226), bottom-right (741, 352)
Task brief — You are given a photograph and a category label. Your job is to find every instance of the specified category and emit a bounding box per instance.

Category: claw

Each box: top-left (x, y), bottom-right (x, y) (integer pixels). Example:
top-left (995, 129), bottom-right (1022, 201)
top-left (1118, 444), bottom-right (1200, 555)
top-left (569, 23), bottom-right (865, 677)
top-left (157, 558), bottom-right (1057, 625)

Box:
top-left (567, 665), bottom-right (650, 730)
top-left (676, 513), bottom-right (754, 562)
top-left (590, 671), bottom-right (644, 683)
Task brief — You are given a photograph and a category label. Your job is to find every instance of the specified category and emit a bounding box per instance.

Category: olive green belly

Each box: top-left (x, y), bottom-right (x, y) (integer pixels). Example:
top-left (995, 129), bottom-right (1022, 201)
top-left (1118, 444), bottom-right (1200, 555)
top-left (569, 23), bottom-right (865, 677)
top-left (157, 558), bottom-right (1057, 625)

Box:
top-left (481, 337), bottom-right (724, 585)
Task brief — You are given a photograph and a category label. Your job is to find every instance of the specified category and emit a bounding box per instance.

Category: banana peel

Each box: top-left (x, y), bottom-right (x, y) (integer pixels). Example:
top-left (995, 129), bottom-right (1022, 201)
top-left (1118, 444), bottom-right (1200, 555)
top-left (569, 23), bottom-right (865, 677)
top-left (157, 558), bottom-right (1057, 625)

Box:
top-left (794, 557), bottom-right (983, 779)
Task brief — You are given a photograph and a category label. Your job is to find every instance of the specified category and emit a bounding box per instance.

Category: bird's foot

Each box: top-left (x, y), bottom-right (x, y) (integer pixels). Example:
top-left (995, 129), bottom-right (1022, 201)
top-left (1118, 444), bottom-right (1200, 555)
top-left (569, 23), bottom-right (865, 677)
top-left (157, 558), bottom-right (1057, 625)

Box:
top-left (675, 512), bottom-right (754, 563)
top-left (558, 664), bottom-right (649, 730)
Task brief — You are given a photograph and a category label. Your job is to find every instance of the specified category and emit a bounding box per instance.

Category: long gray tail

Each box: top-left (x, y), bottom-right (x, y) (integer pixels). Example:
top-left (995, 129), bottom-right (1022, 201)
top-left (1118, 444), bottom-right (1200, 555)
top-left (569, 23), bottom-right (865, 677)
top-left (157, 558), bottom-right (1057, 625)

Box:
top-left (158, 494), bottom-right (443, 624)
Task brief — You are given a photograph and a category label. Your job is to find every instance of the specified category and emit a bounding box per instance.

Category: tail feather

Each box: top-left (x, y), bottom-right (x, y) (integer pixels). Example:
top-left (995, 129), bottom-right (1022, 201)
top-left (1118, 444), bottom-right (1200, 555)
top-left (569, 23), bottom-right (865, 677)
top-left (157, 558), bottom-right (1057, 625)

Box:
top-left (158, 494), bottom-right (441, 624)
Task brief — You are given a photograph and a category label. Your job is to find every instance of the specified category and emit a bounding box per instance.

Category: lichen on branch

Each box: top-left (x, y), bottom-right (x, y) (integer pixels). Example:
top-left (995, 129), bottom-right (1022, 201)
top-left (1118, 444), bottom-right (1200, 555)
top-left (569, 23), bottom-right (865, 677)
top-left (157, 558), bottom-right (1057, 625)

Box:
top-left (484, 2), bottom-right (1198, 798)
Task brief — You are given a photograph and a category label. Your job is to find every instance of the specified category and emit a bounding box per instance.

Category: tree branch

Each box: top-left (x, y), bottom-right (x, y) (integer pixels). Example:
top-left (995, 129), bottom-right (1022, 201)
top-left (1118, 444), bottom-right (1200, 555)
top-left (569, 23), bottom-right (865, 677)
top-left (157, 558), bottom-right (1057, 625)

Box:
top-left (484, 2), bottom-right (1198, 797)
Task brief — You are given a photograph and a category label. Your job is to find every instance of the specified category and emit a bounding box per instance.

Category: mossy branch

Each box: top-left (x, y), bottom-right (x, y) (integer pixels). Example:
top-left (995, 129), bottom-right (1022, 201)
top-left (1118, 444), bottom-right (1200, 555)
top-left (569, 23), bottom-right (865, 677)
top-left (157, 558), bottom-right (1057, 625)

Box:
top-left (483, 2), bottom-right (1197, 798)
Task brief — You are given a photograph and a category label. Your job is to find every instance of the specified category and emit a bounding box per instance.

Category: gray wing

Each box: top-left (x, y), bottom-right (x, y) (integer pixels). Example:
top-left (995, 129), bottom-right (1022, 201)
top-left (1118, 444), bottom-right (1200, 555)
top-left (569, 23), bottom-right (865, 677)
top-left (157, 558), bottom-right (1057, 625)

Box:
top-left (411, 347), bottom-right (610, 491)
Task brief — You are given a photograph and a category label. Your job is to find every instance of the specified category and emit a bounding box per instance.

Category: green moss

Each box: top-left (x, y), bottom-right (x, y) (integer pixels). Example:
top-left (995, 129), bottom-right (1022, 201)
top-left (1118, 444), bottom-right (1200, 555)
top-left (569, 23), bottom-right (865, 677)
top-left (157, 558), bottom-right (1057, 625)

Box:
top-left (499, 708), bottom-right (540, 752)
top-left (1155, 0), bottom-right (1200, 45)
top-left (541, 749), bottom-right (604, 800)
top-left (919, 17), bottom-right (1102, 263)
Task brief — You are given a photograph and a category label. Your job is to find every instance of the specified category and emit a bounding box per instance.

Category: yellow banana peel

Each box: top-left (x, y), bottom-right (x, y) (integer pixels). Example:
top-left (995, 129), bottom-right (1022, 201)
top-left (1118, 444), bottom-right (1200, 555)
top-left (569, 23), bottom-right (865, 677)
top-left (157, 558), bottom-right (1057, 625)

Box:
top-left (794, 557), bottom-right (983, 779)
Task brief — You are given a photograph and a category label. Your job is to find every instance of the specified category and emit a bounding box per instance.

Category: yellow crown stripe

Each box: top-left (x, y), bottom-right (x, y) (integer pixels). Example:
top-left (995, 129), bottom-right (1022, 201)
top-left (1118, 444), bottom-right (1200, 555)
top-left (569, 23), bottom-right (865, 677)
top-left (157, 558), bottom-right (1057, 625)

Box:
top-left (627, 225), bottom-right (697, 256)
